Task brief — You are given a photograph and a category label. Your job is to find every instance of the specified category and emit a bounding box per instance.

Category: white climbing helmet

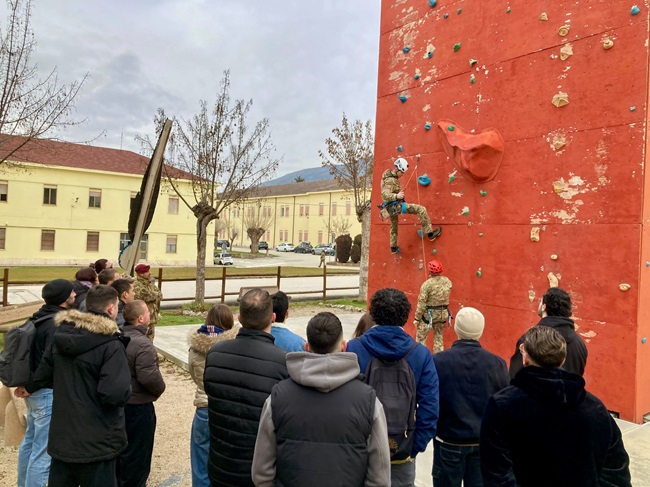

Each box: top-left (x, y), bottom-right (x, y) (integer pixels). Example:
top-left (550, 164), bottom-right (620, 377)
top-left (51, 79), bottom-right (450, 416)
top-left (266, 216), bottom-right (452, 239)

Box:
top-left (394, 157), bottom-right (408, 173)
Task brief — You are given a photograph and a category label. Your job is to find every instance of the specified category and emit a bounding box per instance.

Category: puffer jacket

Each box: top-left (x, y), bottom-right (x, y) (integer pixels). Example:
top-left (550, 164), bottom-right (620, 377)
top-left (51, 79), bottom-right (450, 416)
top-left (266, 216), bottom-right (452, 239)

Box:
top-left (122, 323), bottom-right (166, 404)
top-left (188, 324), bottom-right (241, 408)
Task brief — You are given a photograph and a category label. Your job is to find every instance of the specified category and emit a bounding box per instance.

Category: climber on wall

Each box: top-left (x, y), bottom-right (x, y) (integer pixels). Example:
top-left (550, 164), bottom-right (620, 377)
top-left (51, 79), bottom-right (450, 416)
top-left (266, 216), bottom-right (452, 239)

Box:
top-left (380, 157), bottom-right (442, 254)
top-left (414, 259), bottom-right (452, 353)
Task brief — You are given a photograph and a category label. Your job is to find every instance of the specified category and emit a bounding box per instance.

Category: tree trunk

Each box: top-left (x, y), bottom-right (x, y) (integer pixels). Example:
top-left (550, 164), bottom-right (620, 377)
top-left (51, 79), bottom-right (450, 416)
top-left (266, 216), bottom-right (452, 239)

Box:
top-left (195, 216), bottom-right (211, 303)
top-left (358, 206), bottom-right (371, 301)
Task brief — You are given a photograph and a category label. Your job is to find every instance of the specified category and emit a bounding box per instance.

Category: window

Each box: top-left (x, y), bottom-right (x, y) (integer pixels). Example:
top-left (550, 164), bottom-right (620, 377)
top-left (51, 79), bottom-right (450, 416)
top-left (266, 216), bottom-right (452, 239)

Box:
top-left (120, 233), bottom-right (148, 260)
top-left (280, 207), bottom-right (285, 217)
top-left (346, 201), bottom-right (351, 216)
top-left (166, 235), bottom-right (177, 253)
top-left (305, 205), bottom-right (309, 217)
top-left (319, 203), bottom-right (324, 216)
top-left (41, 230), bottom-right (55, 251)
top-left (0, 228), bottom-right (5, 249)
top-left (299, 230), bottom-right (303, 241)
top-left (0, 181), bottom-right (7, 202)
top-left (168, 197), bottom-right (179, 214)
top-left (332, 202), bottom-right (337, 216)
top-left (300, 205), bottom-right (304, 217)
top-left (304, 231), bottom-right (308, 242)
top-left (248, 207), bottom-right (255, 217)
top-left (89, 189), bottom-right (102, 208)
top-left (86, 232), bottom-right (99, 252)
top-left (43, 186), bottom-right (57, 205)
top-left (318, 231), bottom-right (323, 244)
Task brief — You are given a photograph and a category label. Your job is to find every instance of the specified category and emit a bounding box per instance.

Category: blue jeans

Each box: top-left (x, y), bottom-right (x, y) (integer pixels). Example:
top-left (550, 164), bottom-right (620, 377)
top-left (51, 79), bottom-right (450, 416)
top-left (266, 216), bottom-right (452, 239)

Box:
top-left (432, 439), bottom-right (483, 487)
top-left (18, 388), bottom-right (53, 487)
top-left (191, 407), bottom-right (210, 487)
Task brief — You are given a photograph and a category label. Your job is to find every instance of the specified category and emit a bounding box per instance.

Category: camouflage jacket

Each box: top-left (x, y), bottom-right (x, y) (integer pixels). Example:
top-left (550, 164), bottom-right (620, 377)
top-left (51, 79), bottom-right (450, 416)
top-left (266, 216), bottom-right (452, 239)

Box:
top-left (381, 169), bottom-right (402, 202)
top-left (134, 275), bottom-right (163, 323)
top-left (415, 275), bottom-right (452, 323)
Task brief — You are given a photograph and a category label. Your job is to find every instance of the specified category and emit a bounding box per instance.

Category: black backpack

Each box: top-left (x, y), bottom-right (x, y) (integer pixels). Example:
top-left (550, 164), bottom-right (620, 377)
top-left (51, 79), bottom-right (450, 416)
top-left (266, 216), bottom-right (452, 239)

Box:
top-left (362, 341), bottom-right (418, 461)
top-left (0, 314), bottom-right (54, 387)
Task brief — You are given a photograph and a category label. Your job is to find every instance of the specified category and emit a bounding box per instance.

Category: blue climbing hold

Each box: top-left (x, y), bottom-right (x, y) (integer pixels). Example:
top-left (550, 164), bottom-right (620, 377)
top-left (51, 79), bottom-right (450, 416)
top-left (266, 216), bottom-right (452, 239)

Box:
top-left (418, 175), bottom-right (431, 186)
top-left (443, 13), bottom-right (449, 18)
top-left (417, 229), bottom-right (424, 238)
top-left (399, 95), bottom-right (408, 103)
top-left (429, 0), bottom-right (437, 7)
top-left (414, 73), bottom-right (420, 80)
top-left (643, 337), bottom-right (648, 344)
top-left (631, 5), bottom-right (640, 15)
top-left (403, 46), bottom-right (411, 53)
top-left (397, 146), bottom-right (403, 152)
top-left (427, 51), bottom-right (433, 58)
top-left (424, 123), bottom-right (431, 130)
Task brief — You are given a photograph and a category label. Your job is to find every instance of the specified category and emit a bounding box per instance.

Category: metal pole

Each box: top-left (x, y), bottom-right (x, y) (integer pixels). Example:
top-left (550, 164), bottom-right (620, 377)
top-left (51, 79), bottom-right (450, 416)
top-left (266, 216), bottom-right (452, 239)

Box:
top-left (221, 267), bottom-right (226, 303)
top-left (157, 268), bottom-right (163, 295)
top-left (323, 264), bottom-right (327, 301)
top-left (276, 266), bottom-right (281, 290)
top-left (2, 269), bottom-right (8, 306)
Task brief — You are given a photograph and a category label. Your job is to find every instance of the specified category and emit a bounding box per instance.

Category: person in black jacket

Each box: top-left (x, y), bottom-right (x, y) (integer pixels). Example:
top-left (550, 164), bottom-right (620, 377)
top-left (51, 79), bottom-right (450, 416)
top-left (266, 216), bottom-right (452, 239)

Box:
top-left (432, 307), bottom-right (509, 487)
top-left (481, 326), bottom-right (631, 487)
top-left (509, 287), bottom-right (587, 378)
top-left (203, 288), bottom-right (289, 487)
top-left (14, 279), bottom-right (76, 487)
top-left (33, 284), bottom-right (131, 487)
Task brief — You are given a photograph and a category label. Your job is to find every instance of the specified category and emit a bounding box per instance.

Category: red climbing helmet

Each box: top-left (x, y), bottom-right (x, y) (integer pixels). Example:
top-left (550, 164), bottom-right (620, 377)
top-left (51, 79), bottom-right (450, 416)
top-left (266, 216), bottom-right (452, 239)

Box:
top-left (428, 259), bottom-right (443, 274)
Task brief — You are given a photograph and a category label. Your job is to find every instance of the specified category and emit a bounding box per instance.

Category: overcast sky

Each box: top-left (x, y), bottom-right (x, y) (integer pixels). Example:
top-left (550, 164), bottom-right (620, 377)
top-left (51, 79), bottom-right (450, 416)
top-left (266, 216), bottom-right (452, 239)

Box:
top-left (25, 1), bottom-right (380, 177)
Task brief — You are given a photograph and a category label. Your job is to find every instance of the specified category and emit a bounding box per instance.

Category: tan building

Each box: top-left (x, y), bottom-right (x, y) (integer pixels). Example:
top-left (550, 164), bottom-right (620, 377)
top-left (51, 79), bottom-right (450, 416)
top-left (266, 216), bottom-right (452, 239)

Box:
top-left (219, 180), bottom-right (363, 248)
top-left (0, 137), bottom-right (212, 266)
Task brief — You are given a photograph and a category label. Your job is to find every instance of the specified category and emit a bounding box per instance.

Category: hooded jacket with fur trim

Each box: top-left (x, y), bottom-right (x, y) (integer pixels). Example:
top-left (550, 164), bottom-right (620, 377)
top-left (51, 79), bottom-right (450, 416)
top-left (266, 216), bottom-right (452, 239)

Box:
top-left (34, 309), bottom-right (132, 463)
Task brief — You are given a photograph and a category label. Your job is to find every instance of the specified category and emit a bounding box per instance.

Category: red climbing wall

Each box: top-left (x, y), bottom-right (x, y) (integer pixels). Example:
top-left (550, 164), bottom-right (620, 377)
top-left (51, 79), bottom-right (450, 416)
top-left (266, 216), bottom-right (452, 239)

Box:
top-left (370, 0), bottom-right (650, 421)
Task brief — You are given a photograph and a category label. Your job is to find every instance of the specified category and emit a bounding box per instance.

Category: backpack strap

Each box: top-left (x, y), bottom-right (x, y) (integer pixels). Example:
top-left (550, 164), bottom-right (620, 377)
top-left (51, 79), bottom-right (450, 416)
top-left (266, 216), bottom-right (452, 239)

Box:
top-left (361, 339), bottom-right (419, 373)
top-left (33, 313), bottom-right (57, 325)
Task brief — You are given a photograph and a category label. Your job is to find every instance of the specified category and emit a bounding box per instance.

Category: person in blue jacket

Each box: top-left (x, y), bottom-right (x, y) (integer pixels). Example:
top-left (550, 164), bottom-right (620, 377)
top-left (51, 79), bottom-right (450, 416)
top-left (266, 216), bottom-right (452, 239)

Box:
top-left (347, 287), bottom-right (439, 487)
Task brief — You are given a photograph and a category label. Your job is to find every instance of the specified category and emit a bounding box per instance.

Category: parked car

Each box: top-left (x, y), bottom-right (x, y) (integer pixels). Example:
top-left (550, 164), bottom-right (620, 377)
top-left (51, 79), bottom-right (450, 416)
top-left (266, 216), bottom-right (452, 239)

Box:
top-left (294, 242), bottom-right (313, 253)
top-left (214, 251), bottom-right (234, 265)
top-left (216, 240), bottom-right (230, 249)
top-left (311, 244), bottom-right (335, 256)
top-left (250, 241), bottom-right (269, 250)
top-left (275, 242), bottom-right (295, 252)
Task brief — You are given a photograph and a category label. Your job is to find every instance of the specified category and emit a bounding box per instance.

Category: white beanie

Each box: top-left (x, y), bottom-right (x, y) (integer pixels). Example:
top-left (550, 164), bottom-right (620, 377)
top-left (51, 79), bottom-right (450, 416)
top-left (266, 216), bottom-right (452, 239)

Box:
top-left (454, 307), bottom-right (485, 340)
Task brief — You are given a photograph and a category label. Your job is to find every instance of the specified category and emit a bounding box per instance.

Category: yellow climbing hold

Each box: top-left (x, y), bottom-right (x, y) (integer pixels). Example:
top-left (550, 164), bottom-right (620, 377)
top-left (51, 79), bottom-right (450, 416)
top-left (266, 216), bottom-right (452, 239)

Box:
top-left (558, 25), bottom-right (570, 37)
top-left (619, 283), bottom-right (631, 291)
top-left (530, 227), bottom-right (540, 242)
top-left (551, 92), bottom-right (569, 108)
top-left (539, 12), bottom-right (548, 21)
top-left (560, 44), bottom-right (573, 61)
top-left (603, 39), bottom-right (614, 50)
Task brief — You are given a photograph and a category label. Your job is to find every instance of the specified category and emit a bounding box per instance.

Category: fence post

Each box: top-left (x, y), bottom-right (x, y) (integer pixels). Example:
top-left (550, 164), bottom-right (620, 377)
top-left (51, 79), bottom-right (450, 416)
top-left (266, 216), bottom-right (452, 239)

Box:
top-left (276, 266), bottom-right (281, 290)
top-left (157, 268), bottom-right (163, 295)
top-left (2, 268), bottom-right (8, 307)
top-left (221, 267), bottom-right (227, 303)
top-left (323, 264), bottom-right (327, 301)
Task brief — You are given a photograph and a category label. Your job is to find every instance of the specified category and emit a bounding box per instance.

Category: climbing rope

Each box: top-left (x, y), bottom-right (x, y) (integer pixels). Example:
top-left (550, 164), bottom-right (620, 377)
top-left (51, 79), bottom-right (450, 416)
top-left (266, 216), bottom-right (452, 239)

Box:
top-left (413, 160), bottom-right (428, 277)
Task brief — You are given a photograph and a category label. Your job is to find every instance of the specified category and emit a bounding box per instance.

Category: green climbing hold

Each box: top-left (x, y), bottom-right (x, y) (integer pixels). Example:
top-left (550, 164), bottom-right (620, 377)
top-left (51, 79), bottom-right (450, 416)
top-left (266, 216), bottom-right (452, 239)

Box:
top-left (470, 74), bottom-right (475, 84)
top-left (448, 175), bottom-right (457, 183)
top-left (457, 8), bottom-right (462, 14)
top-left (453, 43), bottom-right (461, 52)
top-left (447, 125), bottom-right (455, 131)
top-left (476, 269), bottom-right (482, 277)
top-left (480, 190), bottom-right (487, 196)
top-left (469, 58), bottom-right (478, 66)
top-left (506, 6), bottom-right (511, 13)
top-left (462, 209), bottom-right (470, 216)
top-left (479, 233), bottom-right (484, 237)
top-left (432, 249), bottom-right (437, 255)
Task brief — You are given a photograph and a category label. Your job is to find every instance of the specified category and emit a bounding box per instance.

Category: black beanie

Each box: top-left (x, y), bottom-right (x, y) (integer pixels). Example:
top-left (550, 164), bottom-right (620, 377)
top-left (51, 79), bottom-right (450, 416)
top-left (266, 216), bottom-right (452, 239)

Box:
top-left (42, 279), bottom-right (74, 306)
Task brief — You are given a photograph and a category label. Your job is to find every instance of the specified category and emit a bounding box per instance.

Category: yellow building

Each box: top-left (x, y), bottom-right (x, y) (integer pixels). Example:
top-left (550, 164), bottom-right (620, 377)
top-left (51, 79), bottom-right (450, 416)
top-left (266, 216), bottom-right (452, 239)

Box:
top-left (0, 137), bottom-right (212, 266)
top-left (219, 180), bottom-right (364, 248)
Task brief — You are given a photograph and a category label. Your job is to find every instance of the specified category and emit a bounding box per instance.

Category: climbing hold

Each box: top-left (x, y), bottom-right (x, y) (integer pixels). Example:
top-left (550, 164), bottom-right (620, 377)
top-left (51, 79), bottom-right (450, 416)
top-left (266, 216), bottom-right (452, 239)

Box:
top-left (550, 254), bottom-right (558, 261)
top-left (418, 175), bottom-right (431, 186)
top-left (419, 263), bottom-right (424, 270)
top-left (457, 8), bottom-right (462, 14)
top-left (414, 73), bottom-right (421, 80)
top-left (398, 94), bottom-right (408, 103)
top-left (427, 51), bottom-right (434, 58)
top-left (424, 122), bottom-right (432, 130)
top-left (539, 12), bottom-right (548, 21)
top-left (461, 206), bottom-right (470, 216)
top-left (646, 261), bottom-right (650, 267)
top-left (551, 92), bottom-right (569, 108)
top-left (560, 44), bottom-right (573, 60)
top-left (443, 13), bottom-right (449, 18)
top-left (476, 268), bottom-right (482, 277)
top-left (397, 145), bottom-right (403, 152)
top-left (551, 136), bottom-right (566, 151)
top-left (480, 190), bottom-right (487, 196)
top-left (448, 174), bottom-right (457, 183)
top-left (603, 39), bottom-right (614, 50)
top-left (547, 272), bottom-right (559, 288)
top-left (630, 106), bottom-right (636, 112)
top-left (429, 0), bottom-right (437, 7)
top-left (506, 6), bottom-right (511, 13)
top-left (469, 58), bottom-right (478, 67)
top-left (403, 46), bottom-right (411, 53)
top-left (530, 227), bottom-right (540, 242)
top-left (470, 74), bottom-right (476, 84)
top-left (453, 42), bottom-right (461, 52)
top-left (558, 25), bottom-right (570, 37)
top-left (479, 232), bottom-right (484, 237)
top-left (417, 229), bottom-right (424, 238)
top-left (432, 249), bottom-right (437, 255)
top-left (528, 290), bottom-right (536, 303)
top-left (619, 283), bottom-right (631, 291)
top-left (643, 337), bottom-right (648, 344)
top-left (631, 5), bottom-right (640, 15)
top-left (447, 125), bottom-right (455, 131)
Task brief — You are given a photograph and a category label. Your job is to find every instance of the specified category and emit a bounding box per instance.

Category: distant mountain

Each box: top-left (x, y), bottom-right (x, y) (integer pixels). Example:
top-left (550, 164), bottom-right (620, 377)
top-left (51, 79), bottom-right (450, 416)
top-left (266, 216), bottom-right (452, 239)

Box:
top-left (263, 165), bottom-right (340, 186)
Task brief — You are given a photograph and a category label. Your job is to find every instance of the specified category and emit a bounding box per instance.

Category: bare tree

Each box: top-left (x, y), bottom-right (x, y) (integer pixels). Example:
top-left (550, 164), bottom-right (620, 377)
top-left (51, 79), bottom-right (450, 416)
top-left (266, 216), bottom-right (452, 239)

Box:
top-left (213, 218), bottom-right (227, 240)
top-left (319, 114), bottom-right (373, 299)
top-left (159, 71), bottom-right (280, 303)
top-left (323, 215), bottom-right (352, 239)
top-left (243, 201), bottom-right (272, 253)
top-left (227, 220), bottom-right (240, 249)
top-left (0, 0), bottom-right (88, 166)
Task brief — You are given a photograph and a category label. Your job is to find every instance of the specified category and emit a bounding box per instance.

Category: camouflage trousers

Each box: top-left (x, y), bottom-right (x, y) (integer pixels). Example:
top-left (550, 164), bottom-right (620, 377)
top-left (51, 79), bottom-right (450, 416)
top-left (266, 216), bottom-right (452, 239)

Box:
top-left (146, 323), bottom-right (156, 341)
top-left (416, 321), bottom-right (445, 354)
top-left (390, 203), bottom-right (433, 247)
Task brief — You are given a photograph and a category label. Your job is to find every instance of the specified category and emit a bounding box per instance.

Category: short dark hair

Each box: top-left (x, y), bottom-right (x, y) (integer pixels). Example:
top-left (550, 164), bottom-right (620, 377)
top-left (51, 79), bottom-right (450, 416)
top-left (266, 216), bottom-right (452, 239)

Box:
top-left (86, 284), bottom-right (119, 312)
top-left (206, 304), bottom-right (234, 330)
top-left (523, 326), bottom-right (567, 368)
top-left (543, 288), bottom-right (572, 317)
top-left (239, 289), bottom-right (273, 330)
top-left (123, 300), bottom-right (147, 324)
top-left (369, 288), bottom-right (411, 327)
top-left (352, 312), bottom-right (375, 339)
top-left (75, 267), bottom-right (97, 282)
top-left (92, 258), bottom-right (110, 273)
top-left (98, 268), bottom-right (118, 285)
top-left (111, 279), bottom-right (133, 300)
top-left (307, 312), bottom-right (343, 354)
top-left (271, 291), bottom-right (289, 323)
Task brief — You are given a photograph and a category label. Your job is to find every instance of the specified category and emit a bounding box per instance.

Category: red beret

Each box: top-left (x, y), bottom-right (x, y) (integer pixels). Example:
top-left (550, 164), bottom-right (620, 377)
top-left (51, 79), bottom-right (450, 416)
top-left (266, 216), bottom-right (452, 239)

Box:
top-left (134, 264), bottom-right (150, 274)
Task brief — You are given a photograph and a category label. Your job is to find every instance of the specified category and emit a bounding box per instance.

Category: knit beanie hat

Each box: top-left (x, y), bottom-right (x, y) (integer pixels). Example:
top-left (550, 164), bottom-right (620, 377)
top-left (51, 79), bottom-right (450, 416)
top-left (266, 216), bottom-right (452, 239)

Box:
top-left (454, 307), bottom-right (485, 340)
top-left (42, 279), bottom-right (74, 306)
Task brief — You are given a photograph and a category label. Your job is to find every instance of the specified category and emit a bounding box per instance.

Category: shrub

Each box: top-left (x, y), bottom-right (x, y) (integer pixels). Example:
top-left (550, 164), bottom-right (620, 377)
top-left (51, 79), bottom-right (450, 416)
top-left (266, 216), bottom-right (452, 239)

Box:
top-left (335, 234), bottom-right (353, 263)
top-left (350, 243), bottom-right (361, 263)
top-left (353, 234), bottom-right (362, 247)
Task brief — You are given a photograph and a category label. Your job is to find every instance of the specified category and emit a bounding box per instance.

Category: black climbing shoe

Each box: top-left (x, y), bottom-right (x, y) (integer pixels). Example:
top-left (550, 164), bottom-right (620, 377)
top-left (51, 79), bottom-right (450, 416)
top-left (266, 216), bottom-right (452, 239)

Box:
top-left (391, 246), bottom-right (401, 254)
top-left (428, 226), bottom-right (442, 241)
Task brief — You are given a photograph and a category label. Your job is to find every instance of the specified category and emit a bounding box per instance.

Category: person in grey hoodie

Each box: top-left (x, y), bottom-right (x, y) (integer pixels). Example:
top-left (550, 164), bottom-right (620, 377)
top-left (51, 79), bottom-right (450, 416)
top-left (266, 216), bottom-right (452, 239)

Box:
top-left (252, 312), bottom-right (391, 487)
